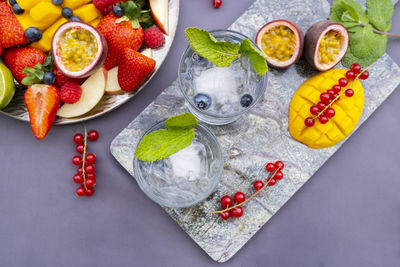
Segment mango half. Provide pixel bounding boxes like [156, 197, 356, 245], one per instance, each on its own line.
[289, 69, 364, 149]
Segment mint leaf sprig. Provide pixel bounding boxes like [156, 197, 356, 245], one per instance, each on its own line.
[21, 53, 53, 87]
[184, 28, 268, 76]
[135, 113, 199, 162]
[330, 0, 399, 68]
[117, 0, 154, 29]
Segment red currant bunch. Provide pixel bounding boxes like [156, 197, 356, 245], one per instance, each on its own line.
[304, 63, 369, 127]
[217, 160, 285, 221]
[73, 128, 99, 197]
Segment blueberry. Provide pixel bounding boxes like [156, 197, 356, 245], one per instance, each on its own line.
[43, 72, 56, 85]
[62, 8, 73, 19]
[8, 0, 16, 5]
[240, 94, 253, 108]
[12, 3, 24, 15]
[112, 5, 124, 17]
[194, 93, 211, 110]
[25, 27, 42, 42]
[51, 0, 63, 5]
[69, 16, 81, 22]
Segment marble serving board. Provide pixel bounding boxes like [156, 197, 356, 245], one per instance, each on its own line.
[110, 0, 400, 262]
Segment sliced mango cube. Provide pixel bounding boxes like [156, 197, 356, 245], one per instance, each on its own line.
[30, 2, 61, 25]
[89, 18, 101, 28]
[17, 0, 42, 10]
[16, 12, 50, 31]
[62, 0, 91, 9]
[31, 18, 68, 52]
[73, 4, 102, 23]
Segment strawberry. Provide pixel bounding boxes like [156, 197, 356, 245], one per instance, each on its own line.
[24, 84, 61, 140]
[54, 66, 86, 88]
[0, 44, 3, 57]
[3, 47, 46, 83]
[97, 14, 144, 70]
[118, 48, 156, 92]
[0, 1, 26, 48]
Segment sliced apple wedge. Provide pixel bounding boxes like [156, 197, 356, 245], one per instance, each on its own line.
[149, 0, 169, 35]
[57, 68, 106, 118]
[141, 48, 153, 58]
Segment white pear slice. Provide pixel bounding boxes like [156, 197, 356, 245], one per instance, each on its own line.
[57, 68, 106, 118]
[149, 0, 169, 35]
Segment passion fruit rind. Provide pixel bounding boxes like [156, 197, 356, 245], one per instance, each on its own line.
[52, 22, 108, 79]
[304, 20, 349, 72]
[256, 19, 304, 69]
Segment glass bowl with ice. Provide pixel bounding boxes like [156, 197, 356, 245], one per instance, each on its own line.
[133, 120, 223, 208]
[179, 30, 267, 125]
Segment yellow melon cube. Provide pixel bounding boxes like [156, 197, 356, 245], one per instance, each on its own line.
[30, 2, 61, 25]
[15, 13, 50, 31]
[89, 18, 101, 28]
[74, 4, 102, 23]
[62, 0, 91, 9]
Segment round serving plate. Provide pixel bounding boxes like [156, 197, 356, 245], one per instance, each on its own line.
[0, 0, 179, 125]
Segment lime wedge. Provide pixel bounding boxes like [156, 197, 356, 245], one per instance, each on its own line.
[0, 62, 15, 110]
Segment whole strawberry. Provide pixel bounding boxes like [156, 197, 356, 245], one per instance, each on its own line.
[24, 84, 61, 140]
[118, 48, 156, 92]
[94, 0, 117, 15]
[0, 1, 26, 48]
[97, 14, 144, 70]
[3, 47, 46, 84]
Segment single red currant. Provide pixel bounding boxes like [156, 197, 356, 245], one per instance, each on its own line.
[350, 63, 361, 74]
[274, 171, 284, 180]
[267, 178, 276, 186]
[231, 206, 243, 218]
[310, 106, 319, 115]
[85, 178, 96, 188]
[213, 0, 222, 8]
[304, 117, 315, 127]
[325, 107, 335, 118]
[77, 166, 83, 175]
[76, 144, 85, 154]
[345, 89, 354, 97]
[73, 133, 84, 145]
[85, 164, 95, 173]
[319, 116, 329, 124]
[327, 89, 336, 98]
[86, 172, 96, 180]
[85, 153, 96, 164]
[274, 161, 284, 170]
[333, 93, 340, 100]
[76, 186, 86, 197]
[359, 70, 369, 80]
[332, 85, 341, 93]
[86, 188, 94, 197]
[88, 130, 99, 141]
[72, 155, 82, 166]
[320, 93, 331, 104]
[317, 102, 326, 110]
[73, 174, 83, 184]
[220, 195, 233, 208]
[253, 180, 264, 191]
[266, 163, 275, 172]
[234, 192, 246, 204]
[220, 211, 230, 220]
[345, 71, 356, 80]
[338, 78, 348, 87]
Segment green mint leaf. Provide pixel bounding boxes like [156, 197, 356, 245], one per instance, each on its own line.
[120, 1, 140, 21]
[342, 33, 387, 67]
[131, 19, 140, 28]
[165, 113, 198, 130]
[138, 11, 154, 29]
[330, 0, 368, 24]
[239, 38, 268, 76]
[135, 128, 195, 162]
[185, 27, 240, 67]
[21, 63, 45, 86]
[349, 24, 376, 58]
[367, 0, 394, 32]
[43, 52, 53, 72]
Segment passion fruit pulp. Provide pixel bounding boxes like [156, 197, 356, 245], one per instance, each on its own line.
[52, 22, 108, 79]
[304, 20, 349, 71]
[256, 20, 304, 68]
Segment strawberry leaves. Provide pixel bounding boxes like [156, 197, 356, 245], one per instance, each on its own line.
[21, 53, 53, 87]
[118, 0, 154, 29]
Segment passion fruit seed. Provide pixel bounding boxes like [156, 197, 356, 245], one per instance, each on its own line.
[261, 25, 296, 61]
[318, 30, 341, 64]
[58, 28, 98, 72]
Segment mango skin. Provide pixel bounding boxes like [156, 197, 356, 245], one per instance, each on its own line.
[289, 68, 364, 149]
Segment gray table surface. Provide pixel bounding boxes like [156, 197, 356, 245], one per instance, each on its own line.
[0, 1, 399, 266]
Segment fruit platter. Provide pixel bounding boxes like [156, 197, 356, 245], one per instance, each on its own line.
[0, 0, 179, 135]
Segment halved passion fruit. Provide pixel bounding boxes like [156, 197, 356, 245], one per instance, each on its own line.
[52, 22, 108, 79]
[256, 20, 304, 68]
[304, 20, 349, 71]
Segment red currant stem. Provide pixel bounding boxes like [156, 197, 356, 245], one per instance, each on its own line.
[211, 167, 282, 214]
[312, 65, 374, 120]
[82, 126, 88, 191]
